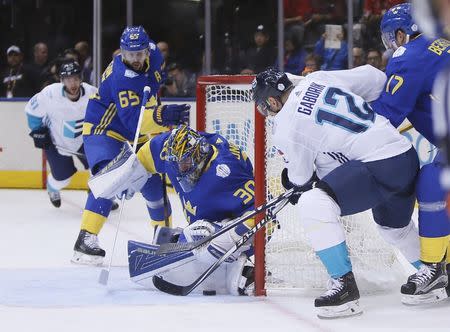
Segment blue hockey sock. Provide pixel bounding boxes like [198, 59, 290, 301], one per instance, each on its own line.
[316, 241, 352, 279]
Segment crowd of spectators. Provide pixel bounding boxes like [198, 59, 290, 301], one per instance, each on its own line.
[0, 0, 407, 99]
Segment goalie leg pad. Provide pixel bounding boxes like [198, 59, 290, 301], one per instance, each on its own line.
[88, 142, 150, 199]
[226, 254, 254, 295]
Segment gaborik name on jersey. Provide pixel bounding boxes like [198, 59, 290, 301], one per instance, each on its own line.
[297, 82, 326, 116]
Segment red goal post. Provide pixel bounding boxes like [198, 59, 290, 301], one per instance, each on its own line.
[196, 75, 268, 295]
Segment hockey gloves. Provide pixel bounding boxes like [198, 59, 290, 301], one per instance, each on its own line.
[29, 126, 51, 149]
[153, 104, 190, 126]
[281, 168, 317, 205]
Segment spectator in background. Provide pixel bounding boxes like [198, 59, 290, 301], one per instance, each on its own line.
[352, 47, 366, 67]
[75, 41, 93, 84]
[63, 48, 80, 63]
[283, 0, 312, 46]
[314, 29, 348, 70]
[360, 0, 406, 49]
[301, 53, 322, 76]
[367, 48, 383, 70]
[240, 24, 276, 74]
[29, 42, 49, 89]
[160, 62, 196, 97]
[277, 33, 307, 75]
[0, 45, 38, 98]
[157, 41, 173, 83]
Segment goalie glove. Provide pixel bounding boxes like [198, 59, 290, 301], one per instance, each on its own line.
[29, 127, 51, 149]
[153, 104, 190, 126]
[281, 168, 317, 205]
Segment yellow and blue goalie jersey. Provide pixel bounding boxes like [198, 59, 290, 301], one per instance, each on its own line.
[83, 42, 166, 142]
[138, 132, 255, 224]
[371, 35, 450, 145]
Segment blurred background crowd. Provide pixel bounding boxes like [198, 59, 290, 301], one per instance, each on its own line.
[0, 0, 405, 99]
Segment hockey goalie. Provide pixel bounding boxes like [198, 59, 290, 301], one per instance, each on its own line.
[89, 125, 259, 295]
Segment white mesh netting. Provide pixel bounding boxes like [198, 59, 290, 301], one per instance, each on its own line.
[201, 79, 407, 292]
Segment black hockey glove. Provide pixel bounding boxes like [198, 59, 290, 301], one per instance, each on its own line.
[29, 127, 51, 149]
[281, 168, 317, 205]
[153, 104, 190, 126]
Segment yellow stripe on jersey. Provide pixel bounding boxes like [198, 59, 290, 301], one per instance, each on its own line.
[94, 103, 116, 134]
[80, 210, 107, 235]
[137, 141, 157, 174]
[202, 145, 218, 173]
[151, 216, 172, 228]
[420, 235, 450, 263]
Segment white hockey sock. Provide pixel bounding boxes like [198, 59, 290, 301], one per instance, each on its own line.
[376, 220, 420, 266]
[47, 174, 71, 191]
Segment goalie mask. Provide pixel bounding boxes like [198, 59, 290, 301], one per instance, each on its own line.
[165, 125, 212, 192]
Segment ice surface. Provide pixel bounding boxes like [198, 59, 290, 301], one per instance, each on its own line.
[1, 189, 450, 332]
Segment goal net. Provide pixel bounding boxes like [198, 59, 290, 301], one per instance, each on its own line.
[196, 75, 407, 295]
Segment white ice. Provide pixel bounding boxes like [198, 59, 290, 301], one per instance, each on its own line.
[1, 189, 450, 332]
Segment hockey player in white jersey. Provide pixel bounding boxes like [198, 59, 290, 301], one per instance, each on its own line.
[252, 66, 422, 318]
[25, 60, 98, 207]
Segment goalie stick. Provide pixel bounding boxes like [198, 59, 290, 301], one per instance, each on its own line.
[98, 86, 152, 286]
[152, 188, 294, 296]
[155, 187, 296, 255]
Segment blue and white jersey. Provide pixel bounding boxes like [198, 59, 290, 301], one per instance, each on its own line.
[274, 65, 412, 186]
[25, 82, 97, 156]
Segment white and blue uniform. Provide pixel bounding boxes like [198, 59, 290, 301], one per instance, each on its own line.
[25, 82, 97, 187]
[274, 65, 420, 278]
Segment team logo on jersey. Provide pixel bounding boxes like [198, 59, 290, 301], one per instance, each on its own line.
[124, 69, 139, 78]
[216, 164, 231, 178]
[392, 46, 406, 58]
[63, 119, 84, 139]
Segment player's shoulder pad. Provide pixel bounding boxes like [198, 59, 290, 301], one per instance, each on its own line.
[81, 82, 98, 95]
[42, 82, 63, 99]
[149, 41, 164, 69]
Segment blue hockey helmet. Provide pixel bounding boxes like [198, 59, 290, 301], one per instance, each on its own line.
[380, 3, 419, 50]
[411, 0, 445, 39]
[120, 26, 150, 51]
[251, 68, 293, 116]
[165, 125, 212, 192]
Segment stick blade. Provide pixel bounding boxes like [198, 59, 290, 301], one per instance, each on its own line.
[98, 268, 109, 285]
[152, 275, 190, 296]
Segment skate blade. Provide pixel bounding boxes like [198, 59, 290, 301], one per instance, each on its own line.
[401, 288, 448, 305]
[316, 300, 363, 319]
[71, 251, 104, 266]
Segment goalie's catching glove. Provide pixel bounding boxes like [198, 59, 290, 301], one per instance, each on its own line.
[153, 104, 190, 126]
[29, 127, 51, 149]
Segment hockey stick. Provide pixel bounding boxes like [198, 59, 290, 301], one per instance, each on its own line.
[155, 187, 296, 255]
[152, 190, 293, 295]
[98, 86, 152, 286]
[162, 173, 170, 227]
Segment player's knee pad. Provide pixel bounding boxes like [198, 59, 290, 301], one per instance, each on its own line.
[416, 161, 450, 237]
[47, 173, 71, 191]
[376, 221, 420, 263]
[297, 188, 344, 251]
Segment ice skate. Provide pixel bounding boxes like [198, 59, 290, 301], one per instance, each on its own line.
[47, 189, 61, 208]
[71, 230, 105, 265]
[315, 271, 362, 319]
[401, 261, 448, 305]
